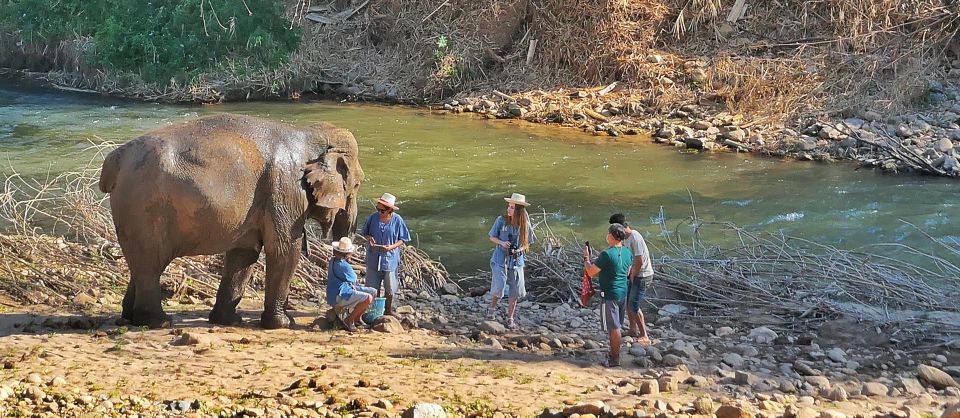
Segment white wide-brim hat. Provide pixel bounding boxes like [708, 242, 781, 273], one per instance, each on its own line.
[374, 192, 399, 210]
[504, 192, 530, 206]
[332, 237, 356, 254]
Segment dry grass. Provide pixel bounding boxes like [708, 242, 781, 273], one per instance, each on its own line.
[4, 0, 959, 121]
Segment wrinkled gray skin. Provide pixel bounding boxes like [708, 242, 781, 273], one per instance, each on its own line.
[99, 114, 364, 329]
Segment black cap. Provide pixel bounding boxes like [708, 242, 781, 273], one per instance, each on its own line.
[609, 213, 628, 227]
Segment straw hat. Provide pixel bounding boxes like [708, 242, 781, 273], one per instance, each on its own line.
[375, 192, 399, 210]
[504, 193, 530, 206]
[332, 237, 356, 254]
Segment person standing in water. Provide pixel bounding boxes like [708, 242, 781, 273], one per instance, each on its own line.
[361, 192, 411, 316]
[487, 193, 535, 330]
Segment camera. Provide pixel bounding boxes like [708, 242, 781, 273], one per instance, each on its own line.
[507, 234, 522, 257]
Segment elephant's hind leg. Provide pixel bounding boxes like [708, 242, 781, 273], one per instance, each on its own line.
[125, 254, 173, 329]
[210, 248, 261, 326]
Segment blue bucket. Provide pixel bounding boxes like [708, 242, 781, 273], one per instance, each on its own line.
[362, 297, 386, 324]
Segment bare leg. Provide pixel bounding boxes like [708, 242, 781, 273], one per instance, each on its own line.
[489, 296, 500, 310]
[210, 248, 260, 325]
[637, 309, 650, 342]
[506, 297, 518, 321]
[345, 294, 373, 328]
[608, 329, 622, 366]
[626, 311, 642, 337]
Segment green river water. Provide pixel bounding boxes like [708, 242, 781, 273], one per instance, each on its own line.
[1, 79, 958, 274]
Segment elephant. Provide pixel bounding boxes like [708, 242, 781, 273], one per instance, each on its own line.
[98, 114, 365, 329]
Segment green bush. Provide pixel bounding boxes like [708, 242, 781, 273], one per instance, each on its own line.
[0, 0, 301, 82]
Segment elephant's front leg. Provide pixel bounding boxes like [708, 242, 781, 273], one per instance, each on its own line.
[210, 248, 261, 326]
[261, 243, 300, 329]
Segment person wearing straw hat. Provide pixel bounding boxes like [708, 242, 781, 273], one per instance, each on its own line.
[326, 237, 377, 332]
[360, 192, 411, 316]
[486, 192, 535, 330]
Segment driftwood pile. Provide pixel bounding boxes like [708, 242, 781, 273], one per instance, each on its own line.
[513, 211, 960, 342]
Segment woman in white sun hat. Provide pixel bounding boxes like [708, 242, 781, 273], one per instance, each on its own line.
[486, 192, 535, 329]
[325, 237, 377, 332]
[360, 192, 411, 316]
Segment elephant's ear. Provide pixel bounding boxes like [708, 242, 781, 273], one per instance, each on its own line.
[304, 161, 347, 209]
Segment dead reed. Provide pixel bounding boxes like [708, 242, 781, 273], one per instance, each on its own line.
[458, 209, 960, 343]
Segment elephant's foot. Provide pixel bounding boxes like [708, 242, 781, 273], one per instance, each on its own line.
[209, 307, 243, 326]
[129, 310, 173, 329]
[260, 311, 291, 329]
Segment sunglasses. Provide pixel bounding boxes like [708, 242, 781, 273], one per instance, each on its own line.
[377, 205, 392, 213]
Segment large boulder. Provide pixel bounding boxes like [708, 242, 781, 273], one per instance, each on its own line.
[918, 364, 958, 389]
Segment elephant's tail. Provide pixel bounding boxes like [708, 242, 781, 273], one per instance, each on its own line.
[98, 145, 125, 193]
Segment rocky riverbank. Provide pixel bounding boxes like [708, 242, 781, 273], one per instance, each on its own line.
[2, 282, 958, 418]
[424, 79, 960, 178]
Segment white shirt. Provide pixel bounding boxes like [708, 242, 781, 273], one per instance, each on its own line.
[623, 229, 654, 278]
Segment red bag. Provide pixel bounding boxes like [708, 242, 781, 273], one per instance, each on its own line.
[579, 241, 595, 307]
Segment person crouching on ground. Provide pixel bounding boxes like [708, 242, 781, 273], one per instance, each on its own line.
[609, 213, 655, 346]
[486, 192, 535, 330]
[326, 237, 377, 332]
[583, 223, 632, 367]
[361, 192, 411, 316]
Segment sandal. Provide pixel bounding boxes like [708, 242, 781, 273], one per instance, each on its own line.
[485, 307, 496, 320]
[506, 318, 519, 330]
[342, 321, 358, 333]
[637, 336, 652, 347]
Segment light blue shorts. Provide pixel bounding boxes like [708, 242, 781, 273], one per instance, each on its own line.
[335, 286, 376, 310]
[366, 271, 398, 296]
[490, 262, 526, 300]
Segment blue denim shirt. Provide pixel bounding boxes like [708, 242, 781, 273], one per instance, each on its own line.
[488, 215, 535, 268]
[325, 257, 357, 306]
[360, 212, 411, 272]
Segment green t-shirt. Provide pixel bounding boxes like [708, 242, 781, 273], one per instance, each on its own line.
[596, 245, 632, 300]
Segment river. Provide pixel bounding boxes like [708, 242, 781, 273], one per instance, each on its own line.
[1, 79, 958, 274]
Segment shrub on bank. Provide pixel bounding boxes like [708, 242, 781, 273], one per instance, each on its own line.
[0, 0, 301, 82]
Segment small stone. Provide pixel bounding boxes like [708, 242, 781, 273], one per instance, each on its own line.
[26, 374, 42, 384]
[820, 411, 846, 418]
[735, 371, 759, 386]
[658, 304, 686, 316]
[376, 399, 394, 410]
[861, 382, 888, 396]
[562, 401, 606, 417]
[825, 386, 848, 402]
[692, 397, 713, 415]
[748, 327, 778, 344]
[805, 376, 831, 389]
[402, 403, 447, 418]
[658, 376, 678, 392]
[715, 404, 752, 418]
[715, 327, 734, 337]
[897, 125, 914, 138]
[373, 316, 405, 333]
[900, 377, 925, 394]
[638, 379, 659, 395]
[661, 354, 684, 366]
[722, 353, 744, 368]
[826, 348, 846, 363]
[25, 386, 46, 401]
[479, 321, 506, 335]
